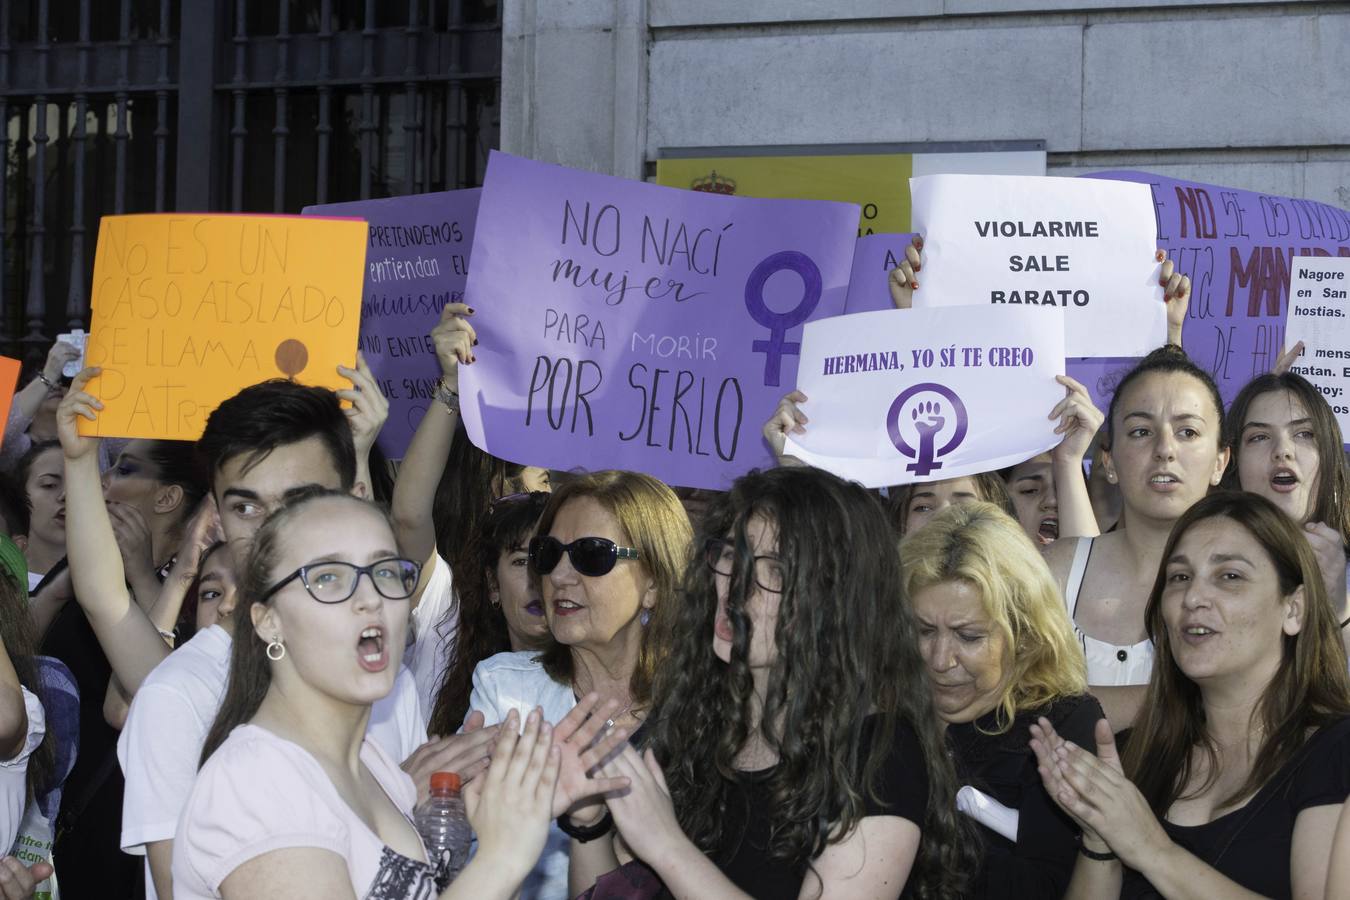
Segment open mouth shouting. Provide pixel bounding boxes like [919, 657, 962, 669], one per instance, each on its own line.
[1269, 467, 1300, 494]
[357, 625, 387, 672]
[1036, 516, 1059, 544]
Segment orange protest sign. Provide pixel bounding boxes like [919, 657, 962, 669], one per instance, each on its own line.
[80, 214, 367, 440]
[0, 356, 19, 450]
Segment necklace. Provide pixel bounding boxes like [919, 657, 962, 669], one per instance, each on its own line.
[605, 701, 635, 731]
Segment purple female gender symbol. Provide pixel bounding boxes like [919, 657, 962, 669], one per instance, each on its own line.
[743, 250, 822, 387]
[886, 383, 969, 477]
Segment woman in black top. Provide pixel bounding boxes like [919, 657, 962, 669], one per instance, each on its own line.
[1032, 491, 1350, 899]
[570, 467, 973, 899]
[900, 501, 1104, 899]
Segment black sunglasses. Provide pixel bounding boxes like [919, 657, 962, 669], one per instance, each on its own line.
[259, 557, 422, 605]
[528, 536, 640, 578]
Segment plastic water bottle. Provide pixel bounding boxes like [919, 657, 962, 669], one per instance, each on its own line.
[414, 771, 473, 888]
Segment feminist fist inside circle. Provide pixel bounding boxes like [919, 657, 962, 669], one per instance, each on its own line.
[886, 385, 969, 478]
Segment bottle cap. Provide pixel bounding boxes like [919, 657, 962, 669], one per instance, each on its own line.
[430, 771, 462, 793]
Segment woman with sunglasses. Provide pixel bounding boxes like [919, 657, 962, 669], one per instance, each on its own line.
[570, 466, 973, 899]
[173, 489, 627, 899]
[467, 470, 691, 900]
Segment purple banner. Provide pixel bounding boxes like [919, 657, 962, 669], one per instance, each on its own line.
[303, 189, 480, 458]
[1080, 171, 1350, 409]
[843, 233, 916, 314]
[459, 151, 859, 489]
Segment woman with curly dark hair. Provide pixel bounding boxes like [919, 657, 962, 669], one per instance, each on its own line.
[569, 466, 973, 899]
[425, 491, 552, 738]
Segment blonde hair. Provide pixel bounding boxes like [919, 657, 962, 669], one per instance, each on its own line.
[899, 501, 1086, 732]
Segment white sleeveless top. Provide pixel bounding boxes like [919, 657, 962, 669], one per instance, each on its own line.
[1063, 537, 1155, 686]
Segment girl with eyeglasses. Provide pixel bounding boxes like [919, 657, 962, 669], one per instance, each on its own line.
[570, 467, 975, 900]
[467, 469, 691, 899]
[172, 489, 626, 899]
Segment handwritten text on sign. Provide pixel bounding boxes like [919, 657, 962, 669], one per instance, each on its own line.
[1284, 255, 1350, 440]
[910, 174, 1166, 358]
[303, 190, 479, 458]
[784, 306, 1064, 488]
[1074, 171, 1350, 410]
[459, 151, 859, 489]
[81, 214, 366, 440]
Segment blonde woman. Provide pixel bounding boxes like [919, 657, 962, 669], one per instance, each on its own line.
[901, 501, 1102, 899]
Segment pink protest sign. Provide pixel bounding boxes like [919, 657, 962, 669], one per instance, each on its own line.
[303, 189, 480, 459]
[459, 151, 859, 489]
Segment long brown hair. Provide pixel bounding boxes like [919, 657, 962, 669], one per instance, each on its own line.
[886, 472, 1014, 536]
[0, 572, 54, 802]
[427, 492, 550, 736]
[533, 471, 691, 710]
[200, 488, 378, 764]
[649, 467, 975, 899]
[1222, 371, 1350, 536]
[1123, 491, 1350, 812]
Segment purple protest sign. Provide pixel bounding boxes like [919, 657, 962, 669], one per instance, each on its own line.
[843, 233, 916, 314]
[1078, 171, 1350, 409]
[303, 189, 480, 458]
[459, 151, 859, 489]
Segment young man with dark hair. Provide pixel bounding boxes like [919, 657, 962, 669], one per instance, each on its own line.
[116, 375, 436, 900]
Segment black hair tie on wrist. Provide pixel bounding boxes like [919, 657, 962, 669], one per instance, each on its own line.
[1076, 834, 1117, 862]
[557, 810, 613, 843]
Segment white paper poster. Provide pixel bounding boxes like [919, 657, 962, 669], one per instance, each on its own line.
[783, 306, 1065, 487]
[1284, 255, 1350, 439]
[909, 174, 1166, 358]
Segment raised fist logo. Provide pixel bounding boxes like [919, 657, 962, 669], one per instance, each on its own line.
[887, 385, 969, 477]
[912, 400, 945, 439]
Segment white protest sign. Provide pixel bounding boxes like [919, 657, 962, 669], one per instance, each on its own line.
[1285, 255, 1350, 438]
[783, 306, 1064, 488]
[910, 174, 1166, 358]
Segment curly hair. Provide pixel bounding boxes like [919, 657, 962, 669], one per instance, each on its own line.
[646, 467, 975, 899]
[427, 492, 550, 736]
[899, 501, 1088, 734]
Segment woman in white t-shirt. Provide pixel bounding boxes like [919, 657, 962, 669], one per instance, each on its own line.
[170, 489, 627, 900]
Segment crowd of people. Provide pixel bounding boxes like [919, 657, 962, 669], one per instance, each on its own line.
[0, 237, 1346, 900]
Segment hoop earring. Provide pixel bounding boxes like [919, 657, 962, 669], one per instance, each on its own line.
[266, 639, 286, 661]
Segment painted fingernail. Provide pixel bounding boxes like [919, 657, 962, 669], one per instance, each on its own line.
[910, 280, 919, 290]
[472, 339, 479, 346]
[1155, 249, 1165, 261]
[467, 307, 476, 314]
[914, 236, 924, 249]
[913, 263, 921, 272]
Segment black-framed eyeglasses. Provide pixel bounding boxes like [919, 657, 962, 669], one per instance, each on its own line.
[259, 557, 422, 605]
[704, 538, 785, 594]
[529, 536, 640, 578]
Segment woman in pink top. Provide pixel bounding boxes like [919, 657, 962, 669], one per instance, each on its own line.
[159, 489, 627, 900]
